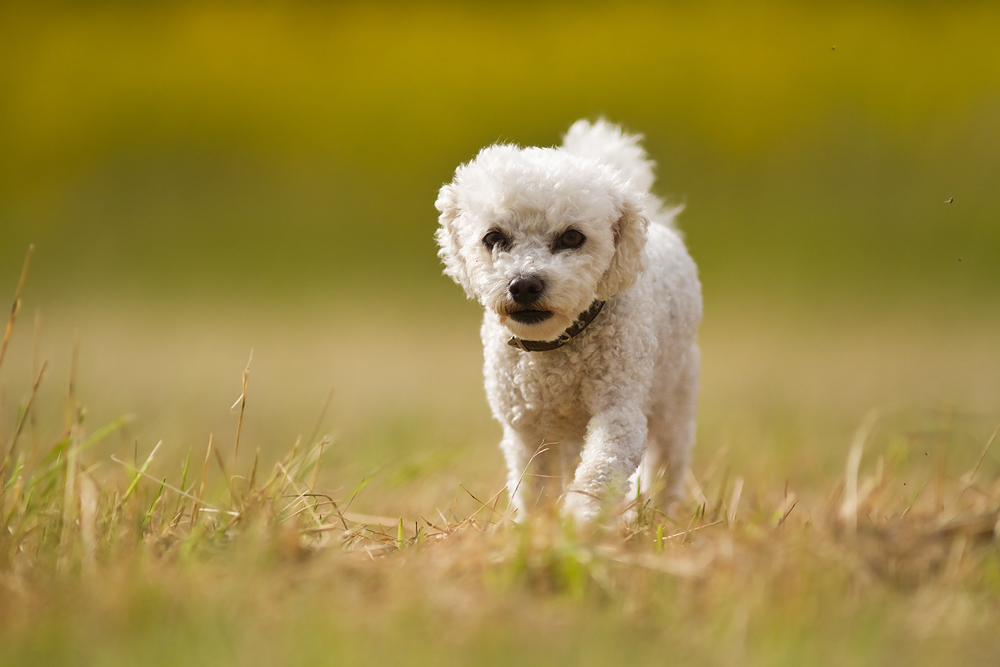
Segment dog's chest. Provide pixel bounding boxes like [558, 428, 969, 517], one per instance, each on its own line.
[485, 336, 605, 437]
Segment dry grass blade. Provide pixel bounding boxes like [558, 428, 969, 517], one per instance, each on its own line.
[0, 245, 33, 377]
[191, 435, 213, 526]
[777, 499, 798, 527]
[505, 443, 550, 518]
[172, 447, 194, 521]
[247, 448, 260, 493]
[0, 385, 6, 460]
[212, 444, 238, 505]
[120, 440, 162, 504]
[4, 360, 47, 464]
[685, 468, 710, 509]
[460, 483, 506, 525]
[711, 467, 729, 522]
[58, 421, 80, 564]
[64, 330, 80, 435]
[78, 471, 99, 573]
[956, 423, 1000, 505]
[841, 411, 878, 532]
[30, 310, 41, 450]
[727, 477, 744, 525]
[308, 439, 328, 494]
[275, 462, 322, 525]
[111, 454, 224, 513]
[307, 388, 335, 448]
[664, 519, 724, 540]
[231, 350, 252, 465]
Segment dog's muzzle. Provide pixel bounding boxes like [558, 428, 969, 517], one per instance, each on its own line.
[509, 309, 554, 325]
[508, 300, 606, 352]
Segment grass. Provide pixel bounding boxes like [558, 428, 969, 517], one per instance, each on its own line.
[3, 251, 1000, 666]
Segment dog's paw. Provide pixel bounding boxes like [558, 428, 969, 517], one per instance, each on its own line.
[619, 505, 639, 527]
[562, 489, 601, 526]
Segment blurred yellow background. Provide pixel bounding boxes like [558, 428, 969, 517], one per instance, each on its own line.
[1, 0, 998, 512]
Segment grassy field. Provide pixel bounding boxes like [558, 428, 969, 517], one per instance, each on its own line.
[2, 1, 1000, 664]
[2, 248, 1000, 665]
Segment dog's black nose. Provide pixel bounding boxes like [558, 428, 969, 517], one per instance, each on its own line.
[508, 275, 545, 305]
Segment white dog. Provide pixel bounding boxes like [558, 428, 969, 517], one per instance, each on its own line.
[435, 120, 702, 524]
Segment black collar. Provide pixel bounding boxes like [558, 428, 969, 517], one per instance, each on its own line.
[507, 300, 606, 352]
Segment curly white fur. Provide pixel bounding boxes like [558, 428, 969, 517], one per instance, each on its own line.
[436, 119, 702, 524]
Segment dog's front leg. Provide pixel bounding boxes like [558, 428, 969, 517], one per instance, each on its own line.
[500, 426, 548, 520]
[564, 406, 648, 524]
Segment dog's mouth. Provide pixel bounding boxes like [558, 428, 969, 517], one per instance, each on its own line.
[508, 309, 554, 325]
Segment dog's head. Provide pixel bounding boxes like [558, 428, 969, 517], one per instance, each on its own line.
[435, 144, 648, 341]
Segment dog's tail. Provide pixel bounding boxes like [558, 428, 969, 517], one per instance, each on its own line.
[562, 119, 656, 193]
[562, 119, 679, 225]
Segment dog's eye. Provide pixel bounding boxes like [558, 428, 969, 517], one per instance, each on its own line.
[483, 230, 509, 251]
[554, 229, 586, 251]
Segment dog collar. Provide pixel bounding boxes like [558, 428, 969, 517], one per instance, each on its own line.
[507, 300, 606, 352]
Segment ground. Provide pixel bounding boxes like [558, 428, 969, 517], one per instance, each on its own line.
[2, 288, 999, 667]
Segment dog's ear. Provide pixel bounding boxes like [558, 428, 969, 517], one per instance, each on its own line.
[434, 184, 474, 297]
[596, 193, 649, 301]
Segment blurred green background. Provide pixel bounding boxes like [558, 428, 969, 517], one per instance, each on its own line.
[3, 0, 999, 304]
[1, 0, 999, 509]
